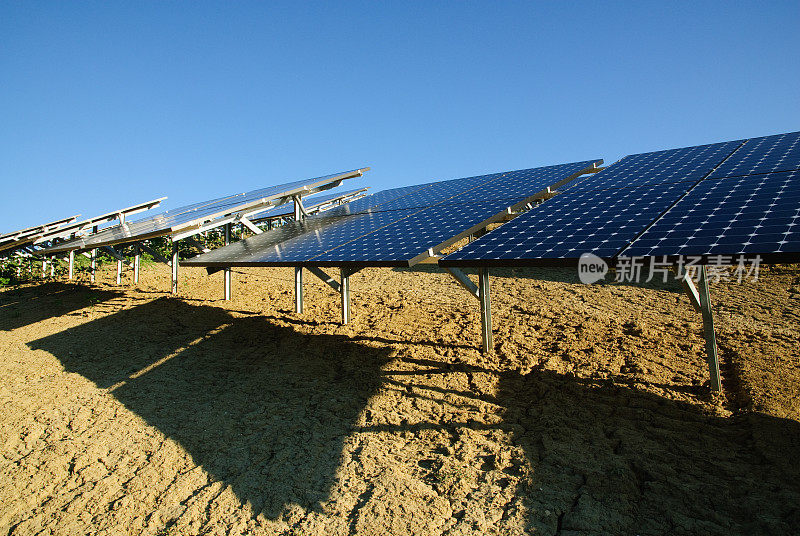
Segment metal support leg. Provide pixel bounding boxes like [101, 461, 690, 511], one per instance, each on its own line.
[116, 259, 123, 285]
[42, 260, 46, 278]
[295, 267, 304, 313]
[134, 245, 140, 284]
[698, 266, 721, 391]
[171, 241, 179, 294]
[90, 249, 97, 283]
[90, 225, 98, 283]
[68, 250, 75, 280]
[341, 270, 350, 325]
[50, 258, 55, 277]
[224, 223, 232, 300]
[478, 268, 492, 353]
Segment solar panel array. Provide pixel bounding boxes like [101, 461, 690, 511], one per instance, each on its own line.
[442, 131, 800, 267]
[182, 160, 601, 268]
[32, 198, 167, 245]
[0, 215, 80, 253]
[41, 168, 368, 254]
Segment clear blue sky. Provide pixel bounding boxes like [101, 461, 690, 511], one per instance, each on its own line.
[1, 1, 798, 231]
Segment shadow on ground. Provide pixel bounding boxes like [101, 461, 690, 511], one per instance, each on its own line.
[497, 370, 800, 534]
[24, 294, 800, 533]
[366, 357, 800, 534]
[0, 282, 123, 331]
[28, 297, 392, 519]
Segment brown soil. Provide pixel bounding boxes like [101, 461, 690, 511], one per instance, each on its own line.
[1, 262, 798, 535]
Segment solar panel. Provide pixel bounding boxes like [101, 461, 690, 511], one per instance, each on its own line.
[309, 162, 600, 266]
[320, 184, 434, 217]
[709, 131, 800, 179]
[40, 168, 368, 254]
[622, 170, 800, 260]
[441, 131, 800, 267]
[179, 211, 411, 267]
[440, 181, 693, 265]
[309, 200, 518, 265]
[182, 160, 602, 268]
[565, 140, 742, 191]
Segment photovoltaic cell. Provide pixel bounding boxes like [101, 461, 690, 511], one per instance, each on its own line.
[709, 131, 800, 179]
[622, 171, 800, 258]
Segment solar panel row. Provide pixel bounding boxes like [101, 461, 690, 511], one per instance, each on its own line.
[0, 215, 81, 253]
[40, 168, 368, 254]
[181, 160, 602, 268]
[441, 130, 800, 267]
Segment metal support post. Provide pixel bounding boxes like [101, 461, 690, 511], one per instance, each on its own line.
[116, 259, 123, 285]
[698, 265, 721, 391]
[42, 259, 46, 278]
[224, 223, 232, 300]
[171, 241, 179, 294]
[50, 258, 55, 277]
[134, 244, 140, 284]
[90, 226, 98, 283]
[90, 249, 97, 283]
[68, 250, 75, 280]
[478, 268, 493, 353]
[341, 269, 350, 325]
[295, 267, 304, 313]
[293, 196, 307, 222]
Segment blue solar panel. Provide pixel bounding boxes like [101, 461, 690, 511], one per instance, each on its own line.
[307, 162, 600, 265]
[622, 171, 800, 258]
[309, 200, 513, 265]
[183, 209, 422, 266]
[442, 182, 693, 265]
[709, 131, 800, 179]
[442, 131, 800, 267]
[566, 140, 742, 191]
[315, 184, 433, 218]
[183, 161, 601, 267]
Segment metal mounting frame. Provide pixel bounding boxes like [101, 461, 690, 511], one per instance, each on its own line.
[682, 266, 721, 391]
[444, 266, 492, 353]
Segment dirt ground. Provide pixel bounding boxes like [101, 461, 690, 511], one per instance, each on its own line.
[1, 261, 798, 535]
